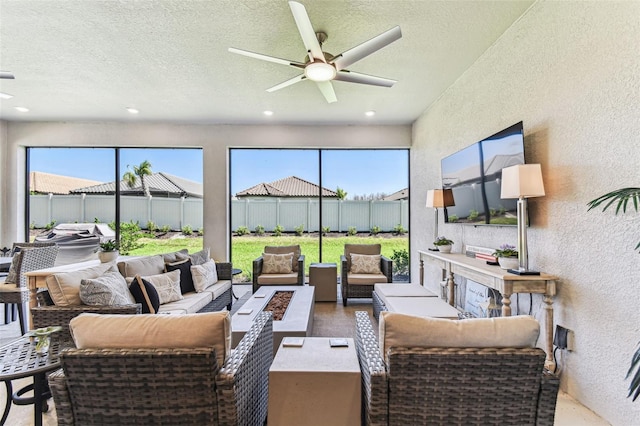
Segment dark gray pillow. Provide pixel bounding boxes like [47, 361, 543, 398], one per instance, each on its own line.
[79, 271, 136, 306]
[189, 247, 210, 266]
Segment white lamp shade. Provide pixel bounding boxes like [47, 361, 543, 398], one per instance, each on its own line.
[426, 189, 455, 208]
[500, 164, 546, 199]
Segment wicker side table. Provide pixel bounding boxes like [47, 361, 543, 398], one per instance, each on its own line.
[0, 336, 62, 426]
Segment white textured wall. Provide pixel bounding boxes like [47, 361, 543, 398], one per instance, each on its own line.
[2, 122, 410, 260]
[411, 1, 640, 424]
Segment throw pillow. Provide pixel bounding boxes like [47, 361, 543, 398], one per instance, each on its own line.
[161, 249, 189, 264]
[117, 255, 165, 278]
[165, 258, 195, 294]
[4, 250, 23, 285]
[262, 252, 294, 274]
[139, 270, 183, 304]
[190, 259, 218, 292]
[350, 253, 382, 274]
[129, 275, 161, 314]
[189, 247, 211, 266]
[79, 271, 136, 306]
[264, 245, 301, 272]
[46, 263, 118, 306]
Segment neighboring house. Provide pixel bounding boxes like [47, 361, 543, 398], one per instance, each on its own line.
[381, 188, 409, 201]
[29, 171, 102, 195]
[235, 176, 338, 199]
[70, 172, 203, 198]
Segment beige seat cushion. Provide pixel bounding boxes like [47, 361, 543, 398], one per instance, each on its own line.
[374, 283, 437, 306]
[70, 311, 231, 366]
[257, 273, 299, 285]
[157, 291, 212, 314]
[379, 311, 540, 357]
[201, 280, 232, 300]
[384, 297, 460, 320]
[264, 245, 301, 272]
[46, 263, 118, 306]
[347, 273, 387, 285]
[344, 244, 381, 271]
[117, 255, 164, 278]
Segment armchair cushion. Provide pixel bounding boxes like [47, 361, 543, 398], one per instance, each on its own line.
[79, 271, 136, 306]
[46, 262, 117, 306]
[191, 259, 218, 292]
[350, 253, 382, 274]
[4, 251, 23, 284]
[264, 245, 301, 272]
[262, 252, 294, 274]
[257, 273, 299, 285]
[70, 311, 232, 366]
[379, 312, 540, 357]
[344, 243, 381, 271]
[117, 255, 164, 278]
[347, 273, 388, 285]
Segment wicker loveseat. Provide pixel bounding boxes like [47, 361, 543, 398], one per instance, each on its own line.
[49, 311, 273, 426]
[355, 311, 559, 426]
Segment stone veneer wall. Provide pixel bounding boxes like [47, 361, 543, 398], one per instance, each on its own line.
[411, 2, 639, 423]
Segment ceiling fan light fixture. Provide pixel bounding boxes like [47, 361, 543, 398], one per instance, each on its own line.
[0, 92, 13, 99]
[14, 106, 29, 112]
[304, 62, 336, 82]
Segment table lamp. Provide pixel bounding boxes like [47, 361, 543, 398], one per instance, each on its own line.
[500, 164, 545, 275]
[426, 189, 455, 250]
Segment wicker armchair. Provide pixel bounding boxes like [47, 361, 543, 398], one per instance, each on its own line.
[355, 312, 559, 426]
[252, 245, 305, 293]
[49, 311, 273, 426]
[341, 244, 392, 306]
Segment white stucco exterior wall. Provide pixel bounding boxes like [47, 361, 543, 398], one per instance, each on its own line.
[1, 122, 410, 260]
[411, 2, 640, 424]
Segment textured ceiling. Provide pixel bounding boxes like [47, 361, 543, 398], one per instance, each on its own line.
[0, 0, 533, 125]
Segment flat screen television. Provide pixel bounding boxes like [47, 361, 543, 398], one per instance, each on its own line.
[441, 121, 525, 226]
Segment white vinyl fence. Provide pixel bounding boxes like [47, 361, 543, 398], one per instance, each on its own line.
[30, 195, 409, 233]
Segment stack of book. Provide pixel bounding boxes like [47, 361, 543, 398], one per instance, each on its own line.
[465, 245, 498, 264]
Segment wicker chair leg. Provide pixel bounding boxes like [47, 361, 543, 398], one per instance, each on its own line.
[17, 303, 27, 335]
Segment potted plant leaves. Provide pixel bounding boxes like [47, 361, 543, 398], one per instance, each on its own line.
[433, 237, 454, 253]
[492, 244, 519, 270]
[97, 239, 119, 263]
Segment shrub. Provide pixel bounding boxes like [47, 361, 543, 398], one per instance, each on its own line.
[255, 225, 265, 236]
[29, 221, 35, 230]
[273, 224, 284, 237]
[489, 208, 496, 218]
[321, 226, 330, 236]
[182, 225, 193, 236]
[146, 221, 157, 232]
[468, 209, 479, 221]
[119, 220, 144, 255]
[391, 249, 409, 275]
[294, 224, 304, 236]
[347, 226, 357, 236]
[160, 224, 171, 232]
[449, 214, 458, 222]
[44, 220, 56, 231]
[370, 225, 381, 235]
[198, 227, 204, 236]
[236, 226, 250, 236]
[393, 224, 407, 235]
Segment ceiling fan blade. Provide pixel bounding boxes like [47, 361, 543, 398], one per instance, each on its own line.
[228, 47, 305, 69]
[331, 26, 402, 71]
[0, 71, 15, 79]
[334, 70, 397, 87]
[266, 74, 306, 92]
[288, 1, 325, 62]
[315, 81, 337, 103]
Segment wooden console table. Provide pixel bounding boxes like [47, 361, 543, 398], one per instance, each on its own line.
[419, 250, 558, 370]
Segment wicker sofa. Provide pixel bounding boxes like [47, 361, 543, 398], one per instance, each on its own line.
[49, 311, 273, 426]
[355, 311, 559, 426]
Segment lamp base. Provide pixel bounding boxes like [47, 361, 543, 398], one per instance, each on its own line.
[507, 269, 540, 276]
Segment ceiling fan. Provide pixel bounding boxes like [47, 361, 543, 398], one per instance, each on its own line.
[228, 1, 402, 103]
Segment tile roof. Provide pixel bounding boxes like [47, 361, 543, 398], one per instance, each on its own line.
[236, 176, 338, 197]
[70, 172, 203, 198]
[29, 171, 102, 195]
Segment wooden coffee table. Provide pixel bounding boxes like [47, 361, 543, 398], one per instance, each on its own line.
[231, 285, 314, 353]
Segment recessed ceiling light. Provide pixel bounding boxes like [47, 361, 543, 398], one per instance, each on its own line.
[0, 92, 13, 99]
[263, 110, 274, 116]
[126, 107, 139, 114]
[14, 106, 29, 112]
[365, 110, 376, 117]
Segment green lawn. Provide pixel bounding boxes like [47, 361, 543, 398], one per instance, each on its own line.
[130, 235, 408, 281]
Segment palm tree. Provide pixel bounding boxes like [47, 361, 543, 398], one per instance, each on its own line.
[336, 187, 347, 200]
[588, 187, 640, 401]
[123, 160, 153, 197]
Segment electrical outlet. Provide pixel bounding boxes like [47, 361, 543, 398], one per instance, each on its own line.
[554, 325, 569, 349]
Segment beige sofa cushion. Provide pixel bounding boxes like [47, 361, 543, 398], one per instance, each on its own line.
[157, 291, 212, 314]
[117, 255, 164, 278]
[70, 311, 231, 366]
[161, 249, 189, 264]
[46, 262, 117, 306]
[264, 245, 301, 272]
[379, 312, 540, 357]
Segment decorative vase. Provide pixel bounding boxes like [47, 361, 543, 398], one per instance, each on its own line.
[498, 257, 519, 270]
[98, 250, 119, 263]
[437, 245, 452, 253]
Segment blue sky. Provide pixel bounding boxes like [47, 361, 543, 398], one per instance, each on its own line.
[30, 148, 409, 199]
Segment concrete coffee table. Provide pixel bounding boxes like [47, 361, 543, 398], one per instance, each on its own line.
[231, 285, 315, 353]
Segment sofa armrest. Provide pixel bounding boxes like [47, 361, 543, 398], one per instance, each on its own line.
[217, 311, 273, 426]
[355, 311, 388, 426]
[31, 304, 142, 348]
[215, 261, 232, 280]
[297, 254, 305, 285]
[48, 368, 74, 426]
[380, 255, 393, 282]
[252, 256, 264, 293]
